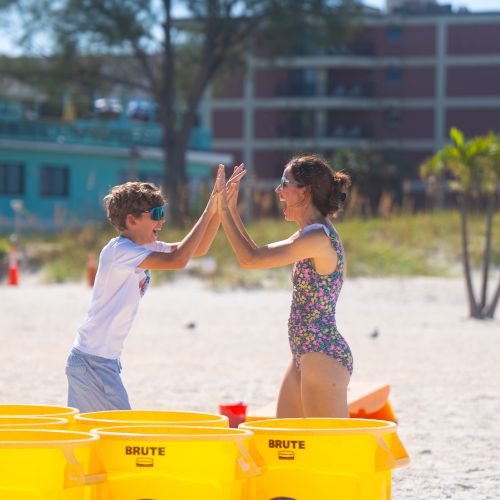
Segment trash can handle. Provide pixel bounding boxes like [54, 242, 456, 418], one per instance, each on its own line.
[234, 437, 262, 479]
[60, 444, 107, 486]
[374, 434, 410, 472]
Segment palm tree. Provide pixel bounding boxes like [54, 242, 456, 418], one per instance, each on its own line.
[482, 134, 500, 318]
[421, 128, 499, 319]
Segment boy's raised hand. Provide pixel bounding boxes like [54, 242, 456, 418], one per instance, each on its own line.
[207, 164, 225, 215]
[214, 165, 227, 214]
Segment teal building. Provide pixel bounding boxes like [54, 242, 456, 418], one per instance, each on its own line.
[0, 105, 231, 232]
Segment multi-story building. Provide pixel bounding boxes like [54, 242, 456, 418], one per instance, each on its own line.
[0, 101, 230, 231]
[203, 7, 500, 202]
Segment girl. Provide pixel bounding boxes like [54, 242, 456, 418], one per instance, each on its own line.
[217, 155, 352, 417]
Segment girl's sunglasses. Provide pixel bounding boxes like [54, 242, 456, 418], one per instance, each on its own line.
[140, 205, 165, 221]
[279, 176, 303, 189]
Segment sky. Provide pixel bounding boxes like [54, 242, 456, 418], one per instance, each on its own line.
[0, 0, 499, 56]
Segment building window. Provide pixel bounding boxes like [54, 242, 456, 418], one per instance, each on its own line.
[286, 110, 315, 138]
[0, 161, 24, 195]
[384, 108, 402, 125]
[40, 164, 69, 197]
[385, 67, 403, 82]
[289, 69, 317, 96]
[387, 26, 404, 43]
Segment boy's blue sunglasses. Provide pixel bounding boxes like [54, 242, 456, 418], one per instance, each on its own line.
[140, 205, 165, 221]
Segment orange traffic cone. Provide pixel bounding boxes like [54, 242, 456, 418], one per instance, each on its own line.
[87, 252, 97, 287]
[8, 246, 19, 286]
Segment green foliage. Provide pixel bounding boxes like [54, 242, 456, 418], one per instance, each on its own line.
[332, 148, 410, 215]
[0, 52, 109, 120]
[420, 128, 500, 318]
[1, 0, 364, 221]
[23, 223, 115, 282]
[421, 129, 499, 196]
[0, 238, 9, 257]
[257, 0, 362, 57]
[21, 211, 500, 286]
[449, 126, 464, 149]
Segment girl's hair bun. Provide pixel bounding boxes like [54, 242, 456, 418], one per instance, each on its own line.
[289, 155, 351, 217]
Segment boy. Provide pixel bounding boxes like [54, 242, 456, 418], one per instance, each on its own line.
[66, 167, 226, 412]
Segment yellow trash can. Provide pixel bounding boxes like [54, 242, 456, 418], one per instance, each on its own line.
[92, 425, 259, 500]
[0, 429, 105, 500]
[75, 409, 228, 432]
[240, 418, 410, 500]
[0, 416, 70, 430]
[0, 405, 79, 427]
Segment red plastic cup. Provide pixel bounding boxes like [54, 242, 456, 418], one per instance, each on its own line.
[218, 403, 247, 428]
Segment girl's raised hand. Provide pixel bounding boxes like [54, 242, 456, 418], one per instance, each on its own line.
[226, 163, 246, 211]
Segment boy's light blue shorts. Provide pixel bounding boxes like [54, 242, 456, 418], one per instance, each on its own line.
[65, 348, 131, 413]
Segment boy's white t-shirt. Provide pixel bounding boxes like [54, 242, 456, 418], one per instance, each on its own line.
[73, 236, 172, 359]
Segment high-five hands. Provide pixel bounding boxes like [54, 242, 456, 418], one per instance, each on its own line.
[226, 163, 246, 211]
[206, 164, 226, 216]
[214, 165, 227, 214]
[213, 163, 246, 215]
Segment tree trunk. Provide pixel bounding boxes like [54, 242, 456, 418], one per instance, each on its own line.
[479, 195, 494, 311]
[164, 130, 189, 226]
[484, 191, 499, 319]
[459, 197, 482, 318]
[160, 0, 189, 226]
[485, 278, 500, 319]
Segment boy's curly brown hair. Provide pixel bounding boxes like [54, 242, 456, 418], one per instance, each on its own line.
[103, 182, 165, 231]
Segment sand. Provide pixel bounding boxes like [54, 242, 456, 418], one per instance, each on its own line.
[0, 276, 499, 499]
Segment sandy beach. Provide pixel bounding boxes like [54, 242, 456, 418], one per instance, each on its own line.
[0, 275, 499, 499]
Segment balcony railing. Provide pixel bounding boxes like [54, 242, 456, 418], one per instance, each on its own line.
[325, 124, 374, 139]
[0, 119, 212, 151]
[273, 81, 376, 99]
[326, 41, 376, 57]
[274, 82, 318, 97]
[328, 82, 376, 98]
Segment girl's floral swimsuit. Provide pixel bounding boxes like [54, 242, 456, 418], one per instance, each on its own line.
[288, 223, 353, 375]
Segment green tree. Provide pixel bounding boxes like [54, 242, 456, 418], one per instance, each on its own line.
[420, 128, 500, 319]
[1, 0, 361, 223]
[0, 52, 112, 118]
[332, 147, 408, 216]
[481, 133, 500, 318]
